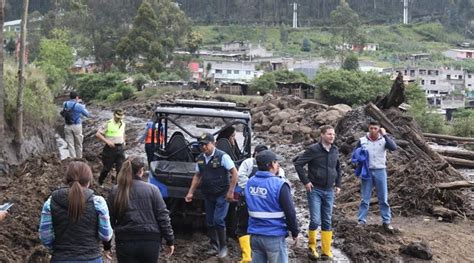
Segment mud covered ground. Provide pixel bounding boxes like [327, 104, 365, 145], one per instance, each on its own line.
[1, 91, 474, 262]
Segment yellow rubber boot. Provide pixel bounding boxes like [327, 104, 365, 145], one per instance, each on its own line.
[321, 230, 334, 259]
[238, 235, 252, 263]
[308, 230, 319, 259]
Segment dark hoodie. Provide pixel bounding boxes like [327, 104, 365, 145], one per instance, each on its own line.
[293, 142, 342, 190]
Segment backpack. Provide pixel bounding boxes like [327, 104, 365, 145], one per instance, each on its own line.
[60, 102, 77, 125]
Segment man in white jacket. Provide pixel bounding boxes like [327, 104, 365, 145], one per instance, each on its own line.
[235, 145, 285, 262]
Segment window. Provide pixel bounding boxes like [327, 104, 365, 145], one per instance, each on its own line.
[458, 75, 462, 80]
[421, 80, 425, 85]
[227, 70, 232, 74]
[246, 70, 251, 75]
[215, 69, 222, 74]
[234, 70, 239, 74]
[430, 80, 436, 85]
[468, 74, 472, 79]
[447, 74, 451, 80]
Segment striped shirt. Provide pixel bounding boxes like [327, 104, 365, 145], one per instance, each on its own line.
[39, 195, 113, 250]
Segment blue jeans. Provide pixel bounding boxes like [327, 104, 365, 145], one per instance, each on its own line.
[250, 235, 288, 263]
[204, 194, 229, 229]
[358, 168, 391, 224]
[307, 188, 334, 231]
[51, 257, 102, 263]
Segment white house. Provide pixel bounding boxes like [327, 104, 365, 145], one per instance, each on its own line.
[206, 61, 263, 83]
[4, 19, 21, 32]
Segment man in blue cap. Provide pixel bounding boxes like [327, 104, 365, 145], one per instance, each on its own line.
[245, 150, 299, 263]
[185, 132, 238, 258]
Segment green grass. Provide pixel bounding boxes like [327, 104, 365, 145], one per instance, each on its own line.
[195, 23, 467, 68]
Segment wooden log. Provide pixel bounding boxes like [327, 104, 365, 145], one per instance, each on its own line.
[338, 197, 377, 209]
[431, 148, 474, 160]
[435, 181, 474, 190]
[430, 206, 459, 220]
[423, 133, 474, 143]
[443, 156, 474, 168]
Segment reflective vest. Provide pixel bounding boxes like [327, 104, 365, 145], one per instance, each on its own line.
[105, 119, 125, 140]
[245, 171, 288, 237]
[197, 149, 229, 195]
[145, 122, 162, 144]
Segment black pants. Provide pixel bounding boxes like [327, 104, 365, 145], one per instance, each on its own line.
[144, 143, 157, 167]
[99, 144, 125, 184]
[116, 240, 161, 263]
[235, 193, 249, 237]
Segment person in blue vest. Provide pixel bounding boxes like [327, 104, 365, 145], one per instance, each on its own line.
[62, 91, 90, 158]
[245, 150, 299, 263]
[185, 132, 238, 258]
[294, 125, 341, 260]
[357, 120, 397, 232]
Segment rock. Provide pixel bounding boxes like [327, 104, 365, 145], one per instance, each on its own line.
[314, 109, 343, 125]
[269, 126, 282, 134]
[283, 124, 299, 135]
[263, 93, 274, 102]
[299, 126, 313, 134]
[271, 111, 292, 126]
[253, 111, 265, 124]
[400, 241, 433, 260]
[297, 101, 328, 111]
[292, 131, 305, 143]
[253, 123, 263, 132]
[247, 98, 260, 107]
[328, 104, 352, 115]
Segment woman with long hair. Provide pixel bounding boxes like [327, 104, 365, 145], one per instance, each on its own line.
[39, 161, 113, 262]
[105, 156, 175, 262]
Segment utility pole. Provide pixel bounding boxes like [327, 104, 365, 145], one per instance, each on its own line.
[402, 0, 409, 24]
[292, 2, 298, 29]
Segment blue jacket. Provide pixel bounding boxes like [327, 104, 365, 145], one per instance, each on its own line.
[351, 147, 370, 180]
[245, 171, 289, 237]
[63, 100, 90, 124]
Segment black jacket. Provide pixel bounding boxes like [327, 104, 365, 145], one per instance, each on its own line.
[107, 179, 174, 246]
[294, 142, 342, 190]
[50, 188, 101, 261]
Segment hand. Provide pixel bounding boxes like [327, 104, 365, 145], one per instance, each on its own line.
[226, 190, 236, 202]
[165, 245, 175, 257]
[379, 127, 387, 136]
[305, 182, 313, 192]
[292, 235, 299, 247]
[103, 250, 112, 260]
[335, 187, 341, 196]
[106, 141, 115, 148]
[0, 211, 8, 222]
[185, 192, 193, 202]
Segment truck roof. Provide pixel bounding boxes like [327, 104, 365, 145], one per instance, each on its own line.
[155, 100, 251, 120]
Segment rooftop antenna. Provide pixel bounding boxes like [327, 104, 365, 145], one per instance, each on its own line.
[292, 2, 298, 28]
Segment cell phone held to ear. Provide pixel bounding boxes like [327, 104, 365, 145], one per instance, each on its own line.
[0, 202, 13, 212]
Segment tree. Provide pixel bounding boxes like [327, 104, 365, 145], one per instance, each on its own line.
[342, 53, 359, 71]
[15, 0, 29, 144]
[301, 38, 311, 52]
[329, 0, 365, 64]
[186, 31, 203, 54]
[279, 24, 288, 47]
[250, 73, 277, 95]
[314, 69, 391, 105]
[0, 0, 4, 145]
[36, 29, 74, 95]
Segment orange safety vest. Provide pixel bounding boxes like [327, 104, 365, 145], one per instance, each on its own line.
[145, 125, 164, 144]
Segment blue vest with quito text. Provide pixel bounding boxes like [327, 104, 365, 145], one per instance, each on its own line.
[245, 171, 288, 237]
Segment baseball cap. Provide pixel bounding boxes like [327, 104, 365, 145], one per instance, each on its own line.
[256, 150, 279, 167]
[114, 109, 124, 119]
[198, 132, 215, 144]
[254, 144, 268, 154]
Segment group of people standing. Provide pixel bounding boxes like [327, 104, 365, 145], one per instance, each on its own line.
[49, 91, 397, 262]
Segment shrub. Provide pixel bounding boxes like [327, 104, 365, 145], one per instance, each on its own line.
[120, 85, 136, 100]
[106, 92, 123, 103]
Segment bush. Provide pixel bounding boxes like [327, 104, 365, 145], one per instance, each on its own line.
[106, 92, 123, 103]
[120, 85, 136, 100]
[75, 72, 135, 102]
[4, 61, 56, 125]
[314, 69, 391, 106]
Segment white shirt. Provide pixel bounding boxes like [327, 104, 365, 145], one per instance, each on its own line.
[237, 157, 286, 189]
